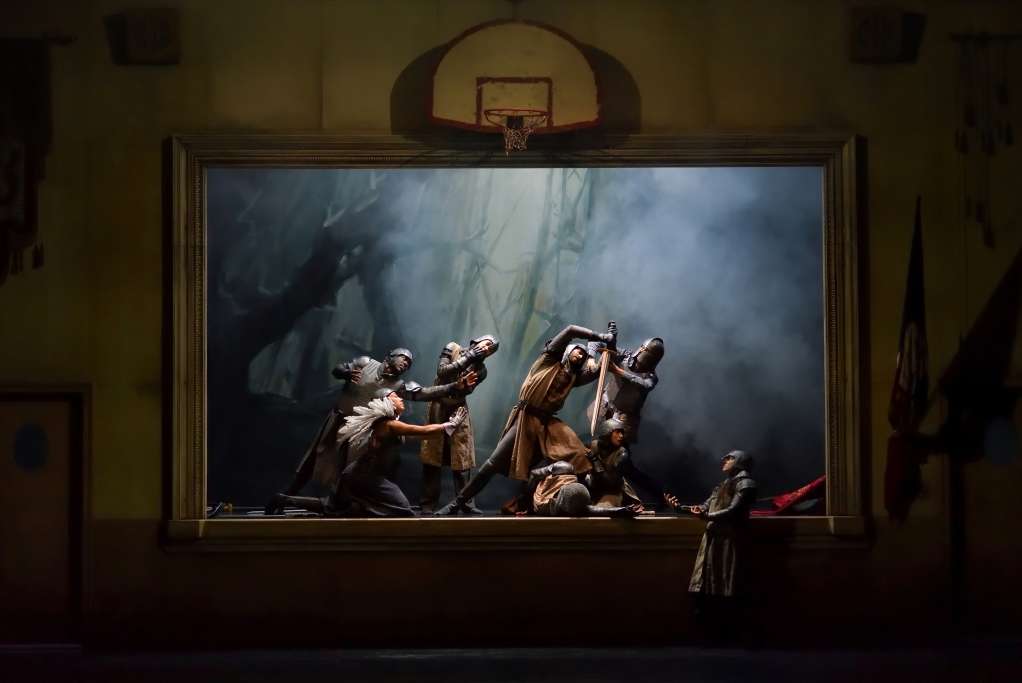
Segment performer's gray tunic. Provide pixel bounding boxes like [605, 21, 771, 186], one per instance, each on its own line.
[689, 471, 756, 597]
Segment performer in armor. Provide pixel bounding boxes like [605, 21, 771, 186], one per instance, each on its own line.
[271, 390, 468, 517]
[419, 335, 499, 514]
[522, 459, 641, 517]
[665, 450, 758, 624]
[596, 337, 665, 443]
[434, 322, 618, 516]
[584, 418, 661, 511]
[264, 347, 476, 515]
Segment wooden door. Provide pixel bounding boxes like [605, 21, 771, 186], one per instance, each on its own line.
[0, 388, 86, 643]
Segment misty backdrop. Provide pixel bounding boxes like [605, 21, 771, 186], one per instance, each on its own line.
[206, 166, 824, 510]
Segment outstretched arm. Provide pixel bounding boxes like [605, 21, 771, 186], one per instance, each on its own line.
[544, 322, 617, 358]
[702, 483, 757, 521]
[529, 460, 576, 481]
[617, 452, 664, 499]
[380, 420, 447, 439]
[401, 370, 479, 402]
[378, 407, 467, 440]
[609, 363, 658, 391]
[403, 381, 459, 402]
[585, 504, 642, 518]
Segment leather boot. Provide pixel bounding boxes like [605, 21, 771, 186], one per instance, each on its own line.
[434, 460, 496, 516]
[453, 469, 483, 514]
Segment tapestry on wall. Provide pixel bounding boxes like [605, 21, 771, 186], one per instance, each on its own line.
[0, 38, 51, 286]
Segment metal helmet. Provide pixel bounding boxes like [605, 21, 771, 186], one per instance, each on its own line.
[469, 334, 500, 357]
[596, 418, 627, 440]
[556, 482, 592, 517]
[631, 337, 665, 373]
[562, 342, 591, 369]
[721, 449, 754, 473]
[385, 347, 414, 373]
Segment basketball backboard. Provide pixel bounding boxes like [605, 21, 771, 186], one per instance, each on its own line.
[430, 20, 601, 135]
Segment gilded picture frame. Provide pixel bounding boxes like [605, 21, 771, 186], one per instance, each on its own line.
[166, 133, 866, 551]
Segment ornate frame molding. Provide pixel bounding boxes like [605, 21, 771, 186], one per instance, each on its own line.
[168, 132, 867, 550]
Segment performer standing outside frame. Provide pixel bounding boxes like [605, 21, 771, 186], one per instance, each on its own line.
[665, 450, 758, 627]
[434, 322, 618, 516]
[265, 348, 476, 515]
[418, 335, 499, 514]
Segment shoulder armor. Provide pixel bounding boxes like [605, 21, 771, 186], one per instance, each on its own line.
[403, 380, 424, 393]
[440, 341, 460, 358]
[735, 474, 758, 492]
[352, 356, 373, 367]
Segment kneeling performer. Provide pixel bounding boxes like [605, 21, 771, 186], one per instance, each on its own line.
[272, 390, 466, 517]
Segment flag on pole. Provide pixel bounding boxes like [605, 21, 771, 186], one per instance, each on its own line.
[888, 196, 929, 433]
[885, 197, 930, 520]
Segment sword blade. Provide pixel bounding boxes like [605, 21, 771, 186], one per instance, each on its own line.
[590, 348, 611, 437]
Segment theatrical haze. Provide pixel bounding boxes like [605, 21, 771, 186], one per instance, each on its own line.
[206, 166, 824, 517]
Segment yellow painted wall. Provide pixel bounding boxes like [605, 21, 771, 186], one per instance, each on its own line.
[2, 0, 1021, 644]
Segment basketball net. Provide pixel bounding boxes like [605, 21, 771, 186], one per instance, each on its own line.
[484, 108, 549, 155]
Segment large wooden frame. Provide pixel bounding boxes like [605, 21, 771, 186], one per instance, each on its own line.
[166, 133, 867, 551]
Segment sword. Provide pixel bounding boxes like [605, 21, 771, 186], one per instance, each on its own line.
[590, 347, 611, 438]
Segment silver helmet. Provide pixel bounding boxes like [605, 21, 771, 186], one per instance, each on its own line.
[721, 449, 753, 472]
[631, 337, 665, 373]
[469, 334, 500, 358]
[385, 347, 414, 373]
[596, 418, 627, 440]
[556, 482, 592, 517]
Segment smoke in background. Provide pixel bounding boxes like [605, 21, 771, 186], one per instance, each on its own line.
[581, 167, 824, 502]
[207, 166, 823, 507]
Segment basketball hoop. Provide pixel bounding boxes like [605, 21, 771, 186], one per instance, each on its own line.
[484, 108, 549, 155]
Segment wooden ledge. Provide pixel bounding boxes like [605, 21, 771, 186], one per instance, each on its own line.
[163, 515, 867, 553]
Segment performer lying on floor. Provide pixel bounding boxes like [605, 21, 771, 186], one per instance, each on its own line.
[520, 459, 642, 517]
[268, 390, 467, 517]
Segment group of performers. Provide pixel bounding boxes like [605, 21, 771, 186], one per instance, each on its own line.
[264, 321, 759, 522]
[263, 321, 670, 519]
[261, 320, 758, 610]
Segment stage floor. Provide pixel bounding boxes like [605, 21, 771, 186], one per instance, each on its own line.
[3, 642, 1019, 683]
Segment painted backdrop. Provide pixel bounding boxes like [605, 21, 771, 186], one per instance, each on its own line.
[206, 167, 824, 510]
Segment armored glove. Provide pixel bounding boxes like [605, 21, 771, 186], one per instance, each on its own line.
[442, 406, 468, 436]
[528, 460, 575, 487]
[599, 503, 642, 518]
[601, 320, 618, 351]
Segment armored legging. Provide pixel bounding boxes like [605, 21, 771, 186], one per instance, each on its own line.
[453, 423, 529, 504]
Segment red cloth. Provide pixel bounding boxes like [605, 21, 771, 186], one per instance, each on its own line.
[750, 474, 825, 516]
